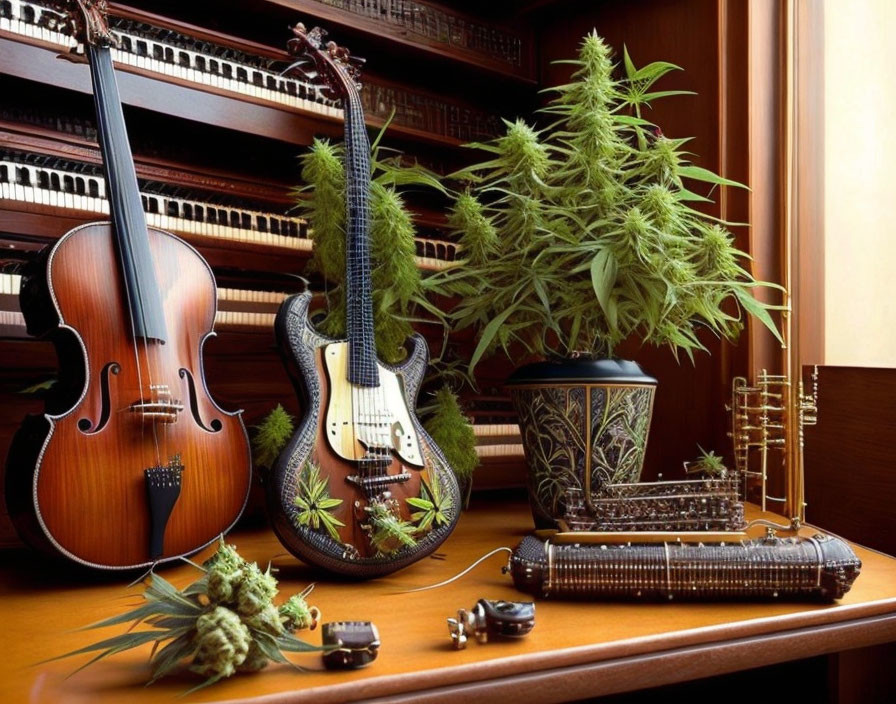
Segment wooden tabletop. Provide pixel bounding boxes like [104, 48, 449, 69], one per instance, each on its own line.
[2, 495, 896, 703]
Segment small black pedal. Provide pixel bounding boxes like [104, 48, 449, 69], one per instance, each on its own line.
[321, 621, 380, 670]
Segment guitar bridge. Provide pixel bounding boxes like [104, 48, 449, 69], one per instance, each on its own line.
[346, 472, 411, 492]
[144, 455, 184, 559]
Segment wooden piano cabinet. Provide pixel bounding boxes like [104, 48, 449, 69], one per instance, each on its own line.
[1, 496, 896, 703]
[804, 366, 896, 558]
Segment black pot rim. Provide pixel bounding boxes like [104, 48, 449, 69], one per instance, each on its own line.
[506, 358, 657, 386]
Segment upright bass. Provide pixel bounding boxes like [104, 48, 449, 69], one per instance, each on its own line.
[266, 24, 461, 577]
[4, 0, 251, 570]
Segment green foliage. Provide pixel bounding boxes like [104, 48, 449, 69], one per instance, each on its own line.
[279, 586, 319, 632]
[251, 405, 295, 469]
[362, 500, 418, 556]
[440, 32, 785, 371]
[421, 385, 479, 481]
[298, 138, 345, 283]
[295, 135, 442, 364]
[292, 461, 345, 541]
[47, 541, 323, 692]
[691, 445, 728, 476]
[18, 378, 56, 394]
[407, 478, 453, 533]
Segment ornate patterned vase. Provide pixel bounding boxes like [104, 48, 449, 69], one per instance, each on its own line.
[507, 359, 657, 529]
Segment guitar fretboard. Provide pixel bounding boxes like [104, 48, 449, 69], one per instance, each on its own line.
[344, 88, 379, 387]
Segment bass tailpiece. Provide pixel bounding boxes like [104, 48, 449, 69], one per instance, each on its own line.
[509, 534, 860, 602]
[144, 455, 184, 559]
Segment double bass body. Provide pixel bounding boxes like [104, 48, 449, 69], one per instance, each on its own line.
[6, 222, 251, 569]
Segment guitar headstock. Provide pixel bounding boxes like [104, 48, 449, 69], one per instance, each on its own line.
[63, 0, 119, 49]
[284, 22, 365, 101]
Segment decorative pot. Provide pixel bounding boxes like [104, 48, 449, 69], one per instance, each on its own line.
[507, 359, 657, 529]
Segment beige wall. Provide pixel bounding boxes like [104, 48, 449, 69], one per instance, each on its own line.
[823, 0, 896, 367]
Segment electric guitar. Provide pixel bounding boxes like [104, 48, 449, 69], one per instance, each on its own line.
[4, 0, 251, 569]
[266, 23, 461, 577]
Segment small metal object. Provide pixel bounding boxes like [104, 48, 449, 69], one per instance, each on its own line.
[321, 621, 380, 670]
[447, 599, 535, 650]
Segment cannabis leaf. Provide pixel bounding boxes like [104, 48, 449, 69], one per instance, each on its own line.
[407, 478, 454, 534]
[363, 501, 418, 556]
[252, 405, 295, 469]
[293, 462, 345, 541]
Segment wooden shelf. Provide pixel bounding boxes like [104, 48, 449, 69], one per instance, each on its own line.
[1, 499, 895, 702]
[259, 0, 537, 84]
[0, 31, 475, 150]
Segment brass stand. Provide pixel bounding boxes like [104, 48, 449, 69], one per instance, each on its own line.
[728, 366, 818, 518]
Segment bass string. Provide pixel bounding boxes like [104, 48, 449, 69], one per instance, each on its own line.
[90, 42, 163, 469]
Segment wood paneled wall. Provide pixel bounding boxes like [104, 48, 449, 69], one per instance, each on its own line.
[804, 366, 896, 557]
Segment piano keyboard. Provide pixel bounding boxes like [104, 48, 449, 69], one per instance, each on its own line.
[0, 1, 500, 142]
[0, 152, 459, 270]
[0, 273, 21, 296]
[0, 0, 341, 119]
[472, 422, 524, 458]
[0, 273, 290, 334]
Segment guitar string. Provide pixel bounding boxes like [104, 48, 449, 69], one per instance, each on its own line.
[344, 76, 361, 467]
[347, 83, 378, 478]
[350, 87, 390, 479]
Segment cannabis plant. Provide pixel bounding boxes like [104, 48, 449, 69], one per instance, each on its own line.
[251, 404, 295, 469]
[686, 445, 728, 477]
[295, 135, 440, 365]
[440, 32, 784, 372]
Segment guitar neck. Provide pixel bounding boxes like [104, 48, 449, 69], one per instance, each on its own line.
[343, 88, 379, 387]
[87, 42, 167, 342]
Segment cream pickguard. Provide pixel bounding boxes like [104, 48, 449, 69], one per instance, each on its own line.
[322, 341, 424, 466]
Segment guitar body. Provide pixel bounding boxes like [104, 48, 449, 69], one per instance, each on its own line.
[267, 292, 460, 577]
[6, 223, 251, 569]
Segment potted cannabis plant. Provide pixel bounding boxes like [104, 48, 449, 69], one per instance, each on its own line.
[440, 32, 782, 528]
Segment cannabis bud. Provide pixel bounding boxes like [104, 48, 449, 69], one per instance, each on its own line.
[280, 592, 320, 632]
[191, 606, 251, 680]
